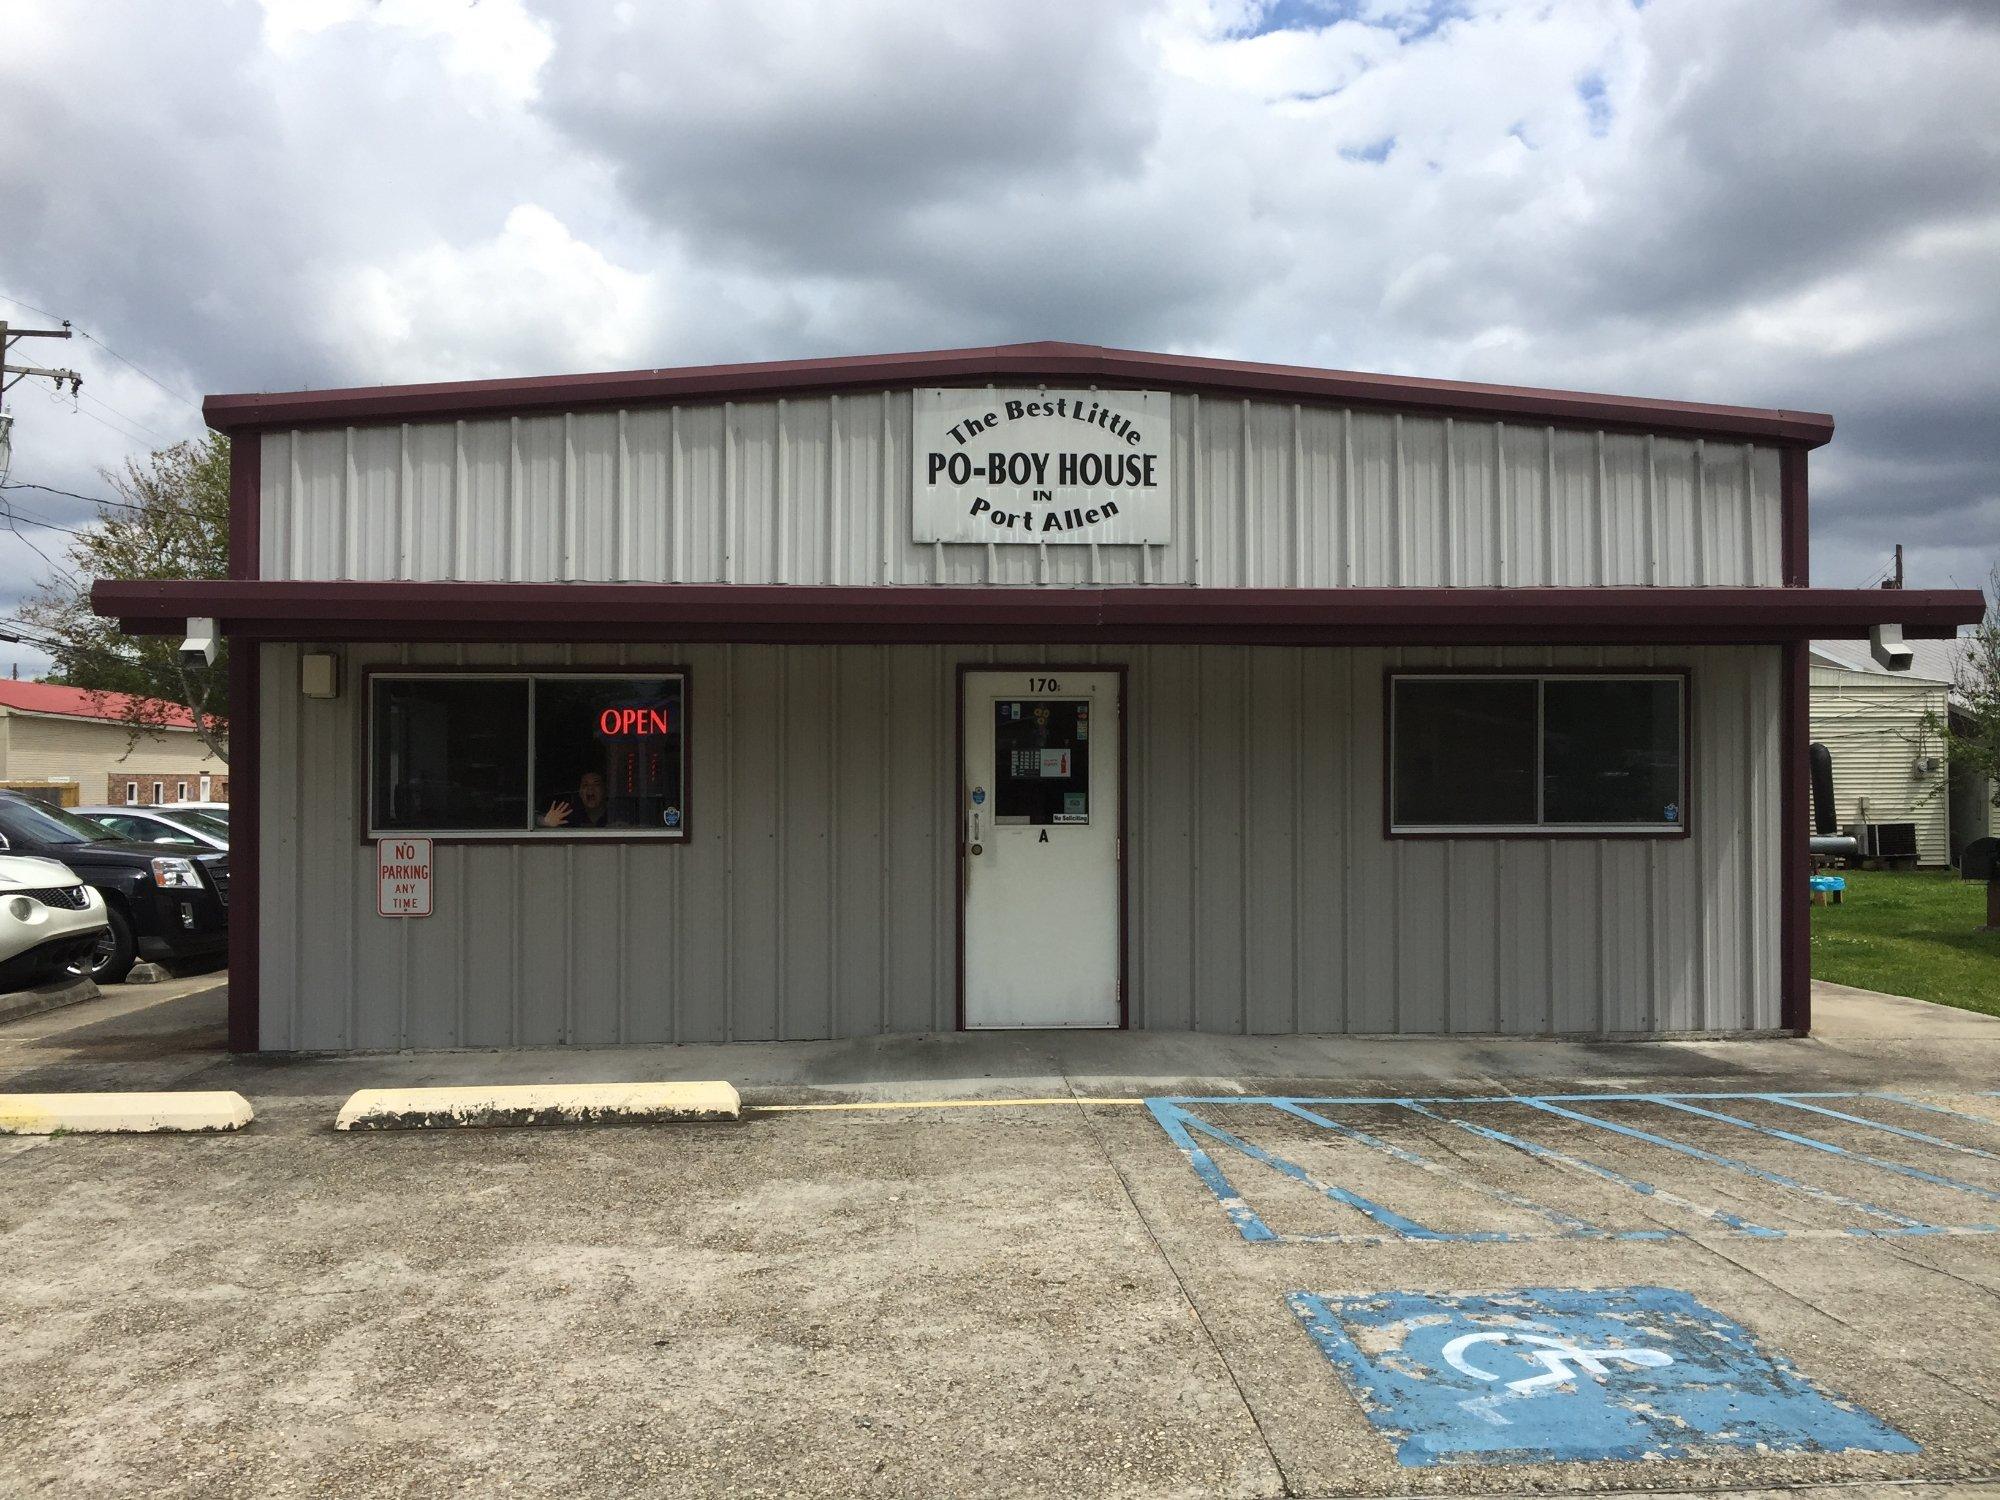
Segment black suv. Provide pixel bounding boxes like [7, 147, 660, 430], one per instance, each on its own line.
[0, 792, 228, 983]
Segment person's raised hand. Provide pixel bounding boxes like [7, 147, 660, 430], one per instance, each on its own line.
[539, 800, 572, 828]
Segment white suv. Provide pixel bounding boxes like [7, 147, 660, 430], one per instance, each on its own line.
[0, 855, 109, 991]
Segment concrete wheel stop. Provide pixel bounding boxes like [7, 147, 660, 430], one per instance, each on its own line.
[334, 1080, 741, 1131]
[0, 1091, 255, 1134]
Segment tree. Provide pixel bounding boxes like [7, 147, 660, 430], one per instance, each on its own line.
[1941, 567, 2000, 813]
[20, 433, 230, 761]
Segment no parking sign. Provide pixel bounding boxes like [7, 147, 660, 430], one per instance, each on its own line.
[377, 838, 433, 917]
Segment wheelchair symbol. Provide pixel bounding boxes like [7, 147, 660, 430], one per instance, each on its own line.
[1442, 1330, 1674, 1424]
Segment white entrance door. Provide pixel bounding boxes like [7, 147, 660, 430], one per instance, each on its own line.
[962, 669, 1121, 1029]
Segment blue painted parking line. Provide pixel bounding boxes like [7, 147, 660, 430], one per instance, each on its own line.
[1148, 1091, 2000, 1244]
[1644, 1096, 2000, 1207]
[1761, 1097, 2000, 1161]
[1287, 1286, 1917, 1467]
[1517, 1099, 1940, 1232]
[1395, 1099, 1779, 1238]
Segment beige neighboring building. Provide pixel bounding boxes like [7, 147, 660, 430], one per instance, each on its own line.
[0, 681, 227, 808]
[1810, 637, 1986, 868]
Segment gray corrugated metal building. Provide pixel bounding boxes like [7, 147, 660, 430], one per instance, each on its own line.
[93, 343, 1983, 1051]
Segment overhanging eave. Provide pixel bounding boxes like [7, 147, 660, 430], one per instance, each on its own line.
[92, 581, 1985, 647]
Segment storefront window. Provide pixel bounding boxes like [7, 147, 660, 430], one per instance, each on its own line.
[369, 673, 687, 838]
[1389, 673, 1685, 835]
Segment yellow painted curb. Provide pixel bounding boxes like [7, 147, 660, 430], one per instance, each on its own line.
[335, 1080, 740, 1131]
[0, 1091, 254, 1134]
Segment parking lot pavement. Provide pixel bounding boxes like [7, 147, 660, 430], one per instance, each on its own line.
[3, 985, 2000, 1497]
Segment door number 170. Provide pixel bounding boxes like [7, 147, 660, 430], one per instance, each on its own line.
[1027, 677, 1061, 692]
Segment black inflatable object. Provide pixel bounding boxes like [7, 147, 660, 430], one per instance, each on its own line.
[1809, 742, 1837, 836]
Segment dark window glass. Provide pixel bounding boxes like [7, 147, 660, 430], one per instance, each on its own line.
[1392, 679, 1538, 826]
[1543, 679, 1683, 825]
[992, 699, 1092, 825]
[533, 677, 685, 832]
[372, 678, 530, 831]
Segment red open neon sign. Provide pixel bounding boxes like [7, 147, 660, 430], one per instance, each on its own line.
[598, 705, 674, 737]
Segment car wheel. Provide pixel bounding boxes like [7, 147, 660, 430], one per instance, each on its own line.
[71, 906, 136, 985]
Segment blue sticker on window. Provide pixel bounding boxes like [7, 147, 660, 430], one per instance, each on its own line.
[1287, 1286, 1914, 1468]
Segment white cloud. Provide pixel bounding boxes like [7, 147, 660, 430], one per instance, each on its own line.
[0, 0, 1993, 622]
[329, 204, 657, 382]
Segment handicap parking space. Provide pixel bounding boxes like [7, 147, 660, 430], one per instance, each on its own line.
[1107, 1087, 2000, 1492]
[1149, 1091, 2000, 1244]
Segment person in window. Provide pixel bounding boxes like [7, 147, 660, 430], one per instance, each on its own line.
[539, 770, 616, 829]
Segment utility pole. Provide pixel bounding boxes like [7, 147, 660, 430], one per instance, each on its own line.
[0, 317, 85, 419]
[0, 318, 84, 479]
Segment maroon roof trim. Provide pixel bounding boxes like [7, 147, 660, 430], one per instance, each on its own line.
[202, 341, 1836, 449]
[94, 580, 1980, 646]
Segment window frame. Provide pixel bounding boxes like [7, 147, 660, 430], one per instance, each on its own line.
[362, 666, 692, 844]
[1384, 668, 1690, 839]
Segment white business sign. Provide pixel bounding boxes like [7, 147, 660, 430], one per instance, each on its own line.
[377, 837, 433, 917]
[913, 388, 1171, 545]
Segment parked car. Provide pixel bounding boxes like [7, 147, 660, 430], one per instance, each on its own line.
[0, 792, 227, 984]
[162, 801, 229, 829]
[0, 854, 109, 991]
[76, 805, 228, 852]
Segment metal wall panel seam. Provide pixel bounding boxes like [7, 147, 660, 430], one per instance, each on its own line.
[826, 655, 841, 1037]
[340, 427, 355, 580]
[1594, 430, 1609, 585]
[876, 650, 891, 1032]
[667, 406, 683, 582]
[1541, 427, 1557, 585]
[285, 431, 302, 582]
[1442, 418, 1456, 587]
[776, 399, 790, 586]
[824, 398, 839, 585]
[395, 424, 412, 579]
[1692, 439, 1708, 585]
[1189, 394, 1203, 586]
[870, 398, 889, 584]
[1240, 399, 1252, 587]
[722, 402, 735, 585]
[614, 410, 630, 582]
[1644, 434, 1660, 586]
[504, 417, 522, 582]
[560, 412, 575, 580]
[719, 642, 735, 1037]
[1391, 413, 1405, 586]
[1340, 409, 1354, 586]
[1291, 649, 1304, 1031]
[1188, 647, 1204, 1027]
[1296, 406, 1312, 592]
[1742, 445, 1759, 586]
[1238, 646, 1252, 1030]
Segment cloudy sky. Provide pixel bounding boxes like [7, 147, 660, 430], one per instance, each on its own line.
[2, 0, 1995, 672]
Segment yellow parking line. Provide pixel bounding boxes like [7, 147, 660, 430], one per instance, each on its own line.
[746, 1096, 1148, 1113]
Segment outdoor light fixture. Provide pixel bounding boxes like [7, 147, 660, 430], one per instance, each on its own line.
[1870, 623, 1913, 672]
[178, 617, 218, 670]
[301, 651, 341, 699]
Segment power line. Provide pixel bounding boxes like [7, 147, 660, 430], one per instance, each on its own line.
[0, 292, 63, 322]
[42, 383, 159, 449]
[0, 479, 144, 511]
[80, 388, 184, 444]
[0, 291, 205, 415]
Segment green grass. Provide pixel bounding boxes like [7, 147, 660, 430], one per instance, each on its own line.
[1811, 867, 2000, 1017]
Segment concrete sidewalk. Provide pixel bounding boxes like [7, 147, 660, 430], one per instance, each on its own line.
[2, 975, 1995, 1112]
